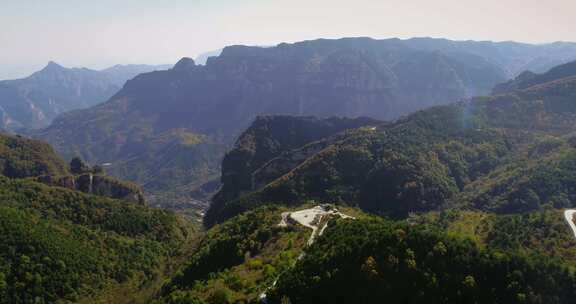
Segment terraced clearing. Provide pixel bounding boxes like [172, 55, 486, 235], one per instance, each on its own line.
[260, 205, 354, 301]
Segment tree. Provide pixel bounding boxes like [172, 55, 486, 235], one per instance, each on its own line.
[92, 165, 104, 175]
[361, 256, 380, 280]
[70, 157, 87, 174]
[0, 272, 6, 301]
[210, 288, 230, 304]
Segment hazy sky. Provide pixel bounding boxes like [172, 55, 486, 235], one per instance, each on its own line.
[1, 0, 575, 79]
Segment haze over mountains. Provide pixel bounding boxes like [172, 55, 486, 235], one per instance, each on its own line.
[0, 62, 171, 131]
[35, 37, 576, 209]
[159, 57, 576, 303]
[206, 57, 576, 225]
[194, 49, 223, 65]
[4, 33, 576, 303]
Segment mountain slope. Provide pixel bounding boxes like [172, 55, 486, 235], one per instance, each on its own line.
[0, 134, 190, 304]
[414, 209, 576, 266]
[37, 38, 576, 211]
[270, 217, 576, 303]
[0, 132, 68, 178]
[210, 116, 381, 217]
[0, 175, 188, 304]
[402, 38, 576, 76]
[494, 59, 576, 93]
[37, 37, 539, 210]
[155, 206, 576, 304]
[0, 132, 145, 203]
[0, 62, 169, 131]
[206, 61, 576, 225]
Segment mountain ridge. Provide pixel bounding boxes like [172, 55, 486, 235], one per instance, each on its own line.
[0, 62, 170, 131]
[41, 36, 575, 210]
[205, 59, 576, 225]
[0, 131, 189, 304]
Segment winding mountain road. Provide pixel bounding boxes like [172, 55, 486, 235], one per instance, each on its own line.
[564, 210, 576, 238]
[280, 205, 353, 245]
[260, 205, 353, 302]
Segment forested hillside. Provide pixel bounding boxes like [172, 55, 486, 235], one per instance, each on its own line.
[0, 133, 190, 304]
[0, 132, 145, 203]
[5, 0, 576, 302]
[154, 206, 576, 304]
[156, 207, 310, 303]
[206, 60, 576, 225]
[40, 37, 570, 210]
[270, 218, 576, 303]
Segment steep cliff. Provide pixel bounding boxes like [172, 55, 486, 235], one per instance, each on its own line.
[36, 173, 145, 204]
[38, 37, 522, 209]
[205, 60, 576, 225]
[0, 132, 145, 204]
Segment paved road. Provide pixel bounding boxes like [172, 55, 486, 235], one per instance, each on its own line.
[564, 210, 576, 238]
[260, 206, 353, 302]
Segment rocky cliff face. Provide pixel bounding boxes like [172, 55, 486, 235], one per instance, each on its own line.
[205, 60, 576, 226]
[38, 37, 527, 209]
[0, 132, 145, 204]
[36, 173, 145, 204]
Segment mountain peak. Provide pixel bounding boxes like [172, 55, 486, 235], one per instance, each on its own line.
[42, 61, 66, 72]
[173, 57, 196, 71]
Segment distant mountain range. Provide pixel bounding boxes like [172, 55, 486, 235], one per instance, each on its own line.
[6, 37, 576, 304]
[0, 62, 171, 130]
[162, 55, 576, 304]
[36, 37, 576, 209]
[394, 38, 576, 76]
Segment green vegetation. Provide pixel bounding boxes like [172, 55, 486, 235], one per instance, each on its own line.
[157, 207, 309, 303]
[415, 209, 576, 267]
[270, 218, 576, 303]
[4, 48, 576, 303]
[208, 104, 515, 225]
[461, 145, 576, 213]
[0, 175, 188, 304]
[0, 133, 145, 204]
[208, 76, 576, 225]
[0, 133, 68, 178]
[209, 116, 379, 226]
[38, 37, 523, 211]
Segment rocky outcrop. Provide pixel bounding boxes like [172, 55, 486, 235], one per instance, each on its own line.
[0, 132, 146, 204]
[36, 173, 145, 204]
[172, 57, 196, 71]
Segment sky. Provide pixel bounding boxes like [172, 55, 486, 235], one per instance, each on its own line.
[1, 0, 576, 79]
